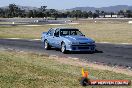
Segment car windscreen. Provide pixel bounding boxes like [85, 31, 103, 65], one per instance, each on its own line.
[60, 29, 83, 36]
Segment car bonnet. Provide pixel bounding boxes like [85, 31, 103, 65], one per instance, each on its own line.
[63, 35, 94, 42]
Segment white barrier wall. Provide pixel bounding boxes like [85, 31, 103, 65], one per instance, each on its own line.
[128, 21, 132, 24]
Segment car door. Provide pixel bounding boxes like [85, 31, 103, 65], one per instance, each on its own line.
[54, 29, 62, 48]
[46, 29, 55, 46]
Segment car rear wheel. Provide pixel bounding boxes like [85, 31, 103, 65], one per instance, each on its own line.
[44, 40, 51, 50]
[61, 42, 67, 53]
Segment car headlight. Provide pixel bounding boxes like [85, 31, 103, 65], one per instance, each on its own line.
[67, 41, 79, 45]
[90, 41, 95, 45]
[67, 42, 72, 45]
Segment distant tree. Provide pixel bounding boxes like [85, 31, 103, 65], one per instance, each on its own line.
[27, 10, 34, 18]
[9, 4, 19, 17]
[60, 12, 67, 18]
[70, 10, 76, 18]
[82, 11, 88, 18]
[66, 11, 71, 18]
[21, 10, 27, 18]
[0, 8, 4, 17]
[100, 11, 105, 18]
[3, 9, 10, 18]
[125, 10, 132, 18]
[49, 9, 59, 20]
[33, 10, 38, 18]
[70, 10, 82, 20]
[118, 10, 124, 15]
[93, 13, 98, 18]
[39, 6, 47, 17]
[40, 6, 47, 12]
[110, 12, 115, 17]
[17, 8, 25, 17]
[95, 10, 100, 17]
[88, 11, 93, 18]
[45, 10, 51, 17]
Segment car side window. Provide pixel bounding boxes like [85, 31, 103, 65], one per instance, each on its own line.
[54, 29, 60, 37]
[47, 29, 54, 36]
[71, 31, 77, 35]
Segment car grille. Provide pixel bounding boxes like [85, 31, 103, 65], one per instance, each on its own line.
[72, 45, 94, 47]
[78, 47, 89, 49]
[71, 45, 95, 50]
[79, 43, 88, 44]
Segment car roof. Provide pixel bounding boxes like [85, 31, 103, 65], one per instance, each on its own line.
[52, 27, 79, 30]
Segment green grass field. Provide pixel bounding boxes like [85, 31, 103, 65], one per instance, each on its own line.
[0, 50, 132, 88]
[0, 21, 132, 43]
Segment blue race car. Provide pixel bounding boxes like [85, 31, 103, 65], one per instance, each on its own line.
[41, 27, 96, 53]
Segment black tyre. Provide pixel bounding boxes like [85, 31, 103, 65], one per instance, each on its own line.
[61, 42, 67, 53]
[44, 40, 51, 50]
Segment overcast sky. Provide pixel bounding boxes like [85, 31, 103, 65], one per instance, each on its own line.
[0, 0, 132, 10]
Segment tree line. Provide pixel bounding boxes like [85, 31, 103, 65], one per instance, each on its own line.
[0, 4, 132, 19]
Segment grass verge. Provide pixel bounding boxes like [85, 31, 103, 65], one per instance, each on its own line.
[0, 21, 132, 43]
[0, 50, 132, 88]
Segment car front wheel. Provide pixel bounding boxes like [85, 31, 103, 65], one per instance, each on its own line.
[44, 40, 51, 50]
[61, 42, 67, 53]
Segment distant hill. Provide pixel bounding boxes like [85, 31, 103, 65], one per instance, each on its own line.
[17, 5, 38, 11]
[1, 5, 132, 12]
[66, 5, 132, 12]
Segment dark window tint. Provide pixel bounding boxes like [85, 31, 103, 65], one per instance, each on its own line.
[55, 29, 60, 37]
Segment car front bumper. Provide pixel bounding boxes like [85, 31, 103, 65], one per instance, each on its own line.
[66, 44, 96, 51]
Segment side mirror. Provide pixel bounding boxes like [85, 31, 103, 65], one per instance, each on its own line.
[82, 35, 85, 37]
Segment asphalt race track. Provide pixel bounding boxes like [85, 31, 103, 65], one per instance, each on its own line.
[0, 39, 132, 68]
